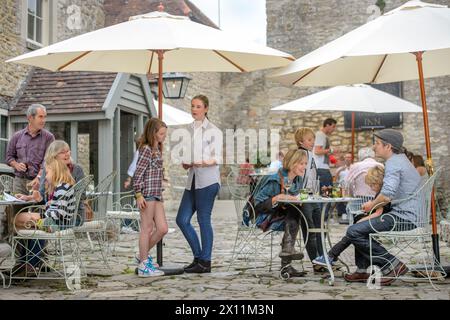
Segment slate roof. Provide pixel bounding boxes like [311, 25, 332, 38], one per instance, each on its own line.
[10, 68, 116, 115]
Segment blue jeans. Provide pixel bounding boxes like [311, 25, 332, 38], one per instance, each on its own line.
[317, 169, 333, 218]
[299, 203, 322, 260]
[346, 213, 416, 273]
[176, 181, 220, 261]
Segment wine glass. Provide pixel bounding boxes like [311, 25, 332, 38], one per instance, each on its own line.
[284, 177, 292, 195]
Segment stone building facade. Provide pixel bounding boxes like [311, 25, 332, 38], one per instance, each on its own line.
[1, 0, 449, 211]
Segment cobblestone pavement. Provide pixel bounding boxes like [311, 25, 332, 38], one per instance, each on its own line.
[0, 200, 449, 300]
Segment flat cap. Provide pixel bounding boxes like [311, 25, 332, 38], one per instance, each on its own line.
[374, 129, 404, 151]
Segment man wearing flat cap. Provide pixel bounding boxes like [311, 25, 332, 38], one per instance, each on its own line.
[343, 129, 421, 286]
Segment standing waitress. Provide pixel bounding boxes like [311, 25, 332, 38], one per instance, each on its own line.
[176, 95, 221, 273]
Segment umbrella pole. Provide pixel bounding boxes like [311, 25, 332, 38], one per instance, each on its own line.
[351, 112, 355, 162]
[414, 51, 440, 262]
[157, 50, 164, 120]
[157, 49, 164, 266]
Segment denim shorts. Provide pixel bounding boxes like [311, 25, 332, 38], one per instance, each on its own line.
[144, 195, 161, 202]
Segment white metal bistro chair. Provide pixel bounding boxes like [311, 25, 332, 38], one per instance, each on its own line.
[107, 191, 139, 233]
[10, 175, 92, 290]
[226, 169, 305, 278]
[106, 191, 140, 256]
[0, 175, 14, 194]
[368, 167, 447, 289]
[346, 196, 374, 225]
[74, 171, 116, 266]
[0, 242, 13, 288]
[344, 168, 376, 225]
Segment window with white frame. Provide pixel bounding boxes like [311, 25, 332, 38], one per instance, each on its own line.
[0, 116, 9, 163]
[27, 0, 43, 45]
[25, 0, 54, 49]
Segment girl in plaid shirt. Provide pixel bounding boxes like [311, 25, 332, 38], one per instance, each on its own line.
[133, 118, 168, 277]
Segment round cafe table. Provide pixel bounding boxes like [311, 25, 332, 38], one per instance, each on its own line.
[278, 195, 358, 285]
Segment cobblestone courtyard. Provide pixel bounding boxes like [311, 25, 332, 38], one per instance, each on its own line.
[1, 200, 449, 300]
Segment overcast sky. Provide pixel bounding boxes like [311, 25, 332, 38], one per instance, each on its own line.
[189, 0, 267, 45]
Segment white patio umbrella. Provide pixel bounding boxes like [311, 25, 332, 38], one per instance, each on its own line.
[270, 0, 450, 263]
[153, 100, 192, 126]
[271, 84, 424, 160]
[7, 8, 294, 121]
[271, 84, 424, 113]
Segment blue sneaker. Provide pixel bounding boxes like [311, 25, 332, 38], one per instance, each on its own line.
[135, 254, 159, 267]
[137, 259, 164, 277]
[313, 255, 336, 267]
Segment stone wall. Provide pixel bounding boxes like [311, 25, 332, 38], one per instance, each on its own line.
[0, 0, 31, 102]
[1, 0, 105, 107]
[77, 133, 90, 178]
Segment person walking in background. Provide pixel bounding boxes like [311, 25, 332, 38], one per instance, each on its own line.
[176, 95, 221, 274]
[133, 118, 169, 277]
[313, 118, 339, 218]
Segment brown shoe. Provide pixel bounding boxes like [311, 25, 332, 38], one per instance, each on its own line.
[344, 271, 370, 283]
[380, 262, 408, 286]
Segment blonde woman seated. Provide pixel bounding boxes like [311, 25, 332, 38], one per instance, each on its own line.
[15, 159, 77, 233]
[16, 140, 85, 225]
[253, 149, 308, 278]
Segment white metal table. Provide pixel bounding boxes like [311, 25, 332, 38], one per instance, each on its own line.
[278, 196, 358, 285]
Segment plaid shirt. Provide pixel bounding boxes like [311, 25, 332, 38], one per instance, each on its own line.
[133, 145, 164, 200]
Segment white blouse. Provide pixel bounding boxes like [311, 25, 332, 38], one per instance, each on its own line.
[185, 118, 222, 190]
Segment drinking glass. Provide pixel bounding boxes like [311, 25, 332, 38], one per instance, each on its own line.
[299, 189, 308, 200]
[284, 177, 292, 195]
[312, 179, 321, 197]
